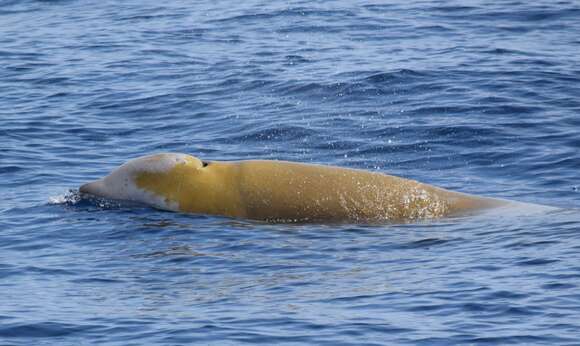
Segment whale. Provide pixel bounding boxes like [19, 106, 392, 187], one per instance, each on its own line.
[79, 153, 517, 223]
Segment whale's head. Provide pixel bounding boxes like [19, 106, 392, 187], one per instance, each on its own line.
[80, 153, 206, 210]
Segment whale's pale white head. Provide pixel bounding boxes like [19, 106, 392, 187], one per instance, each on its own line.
[80, 153, 203, 210]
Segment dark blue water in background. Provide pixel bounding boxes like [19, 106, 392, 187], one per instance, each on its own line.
[1, 0, 580, 344]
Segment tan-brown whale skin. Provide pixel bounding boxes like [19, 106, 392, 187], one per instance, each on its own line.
[80, 153, 510, 223]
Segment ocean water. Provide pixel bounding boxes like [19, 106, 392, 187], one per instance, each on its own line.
[1, 0, 580, 344]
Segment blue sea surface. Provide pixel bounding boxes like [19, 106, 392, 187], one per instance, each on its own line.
[1, 0, 580, 344]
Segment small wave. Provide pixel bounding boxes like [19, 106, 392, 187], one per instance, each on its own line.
[0, 165, 22, 174]
[0, 321, 99, 338]
[404, 237, 452, 249]
[363, 69, 429, 84]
